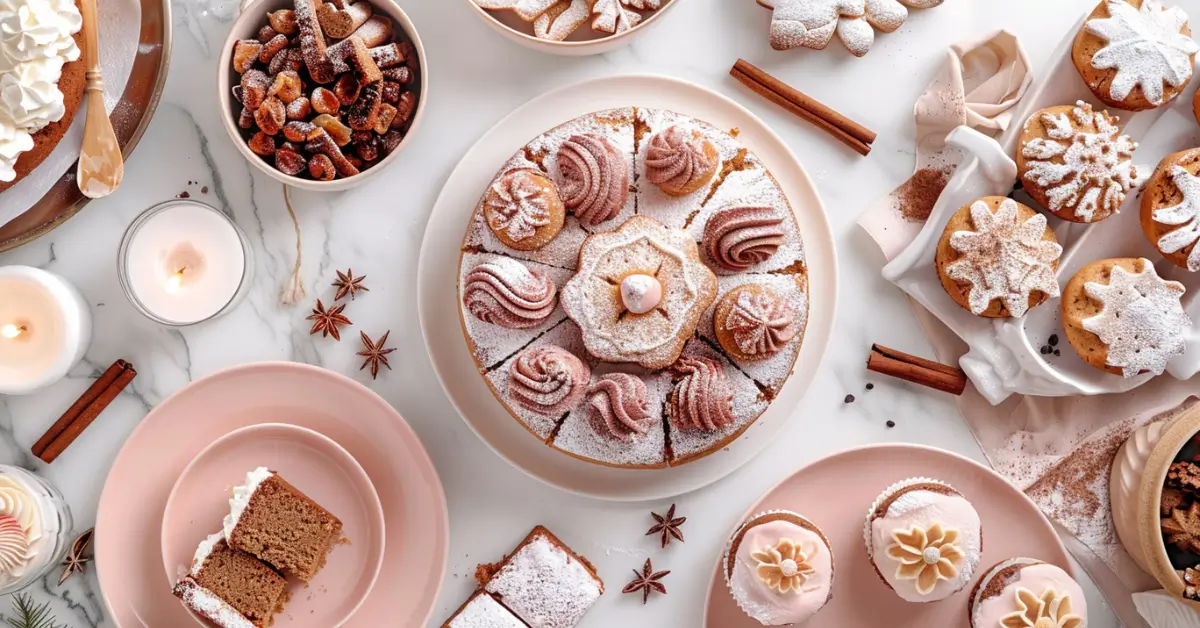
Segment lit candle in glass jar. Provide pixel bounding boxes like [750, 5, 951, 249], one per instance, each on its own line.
[0, 266, 92, 395]
[118, 200, 252, 326]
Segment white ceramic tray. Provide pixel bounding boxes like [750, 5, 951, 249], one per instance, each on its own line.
[417, 74, 837, 501]
[882, 6, 1200, 405]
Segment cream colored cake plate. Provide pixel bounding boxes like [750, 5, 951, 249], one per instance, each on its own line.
[417, 74, 837, 501]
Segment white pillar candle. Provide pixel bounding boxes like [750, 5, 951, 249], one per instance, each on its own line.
[118, 200, 251, 326]
[0, 267, 92, 396]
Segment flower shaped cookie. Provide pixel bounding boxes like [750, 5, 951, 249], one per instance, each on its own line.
[752, 538, 817, 594]
[1000, 587, 1083, 628]
[886, 523, 964, 596]
[562, 216, 717, 370]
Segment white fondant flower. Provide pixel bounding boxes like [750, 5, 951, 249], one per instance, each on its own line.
[1086, 0, 1199, 105]
[1153, 165, 1200, 271]
[1082, 260, 1190, 378]
[752, 538, 817, 594]
[1000, 587, 1084, 628]
[886, 523, 964, 596]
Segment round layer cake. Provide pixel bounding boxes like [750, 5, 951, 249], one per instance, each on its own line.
[457, 107, 809, 468]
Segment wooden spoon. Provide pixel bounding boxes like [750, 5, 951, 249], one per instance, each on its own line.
[75, 0, 123, 199]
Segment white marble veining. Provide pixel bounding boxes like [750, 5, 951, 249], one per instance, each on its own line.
[0, 1, 1122, 626]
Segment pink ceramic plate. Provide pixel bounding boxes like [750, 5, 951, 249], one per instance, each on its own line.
[162, 423, 385, 628]
[704, 444, 1071, 627]
[96, 362, 447, 627]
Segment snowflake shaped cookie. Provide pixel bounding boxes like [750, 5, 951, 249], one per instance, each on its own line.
[1021, 102, 1146, 222]
[1153, 165, 1200, 271]
[767, 0, 942, 55]
[945, 198, 1063, 317]
[1083, 260, 1190, 377]
[1086, 0, 1199, 106]
[592, 0, 649, 34]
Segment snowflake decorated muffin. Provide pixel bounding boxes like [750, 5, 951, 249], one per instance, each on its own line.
[1017, 102, 1146, 223]
[1073, 0, 1199, 111]
[864, 478, 983, 603]
[1061, 258, 1190, 377]
[1142, 149, 1200, 271]
[724, 511, 834, 626]
[935, 197, 1063, 318]
[969, 558, 1087, 628]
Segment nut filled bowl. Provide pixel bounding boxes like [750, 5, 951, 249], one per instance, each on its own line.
[218, 0, 426, 191]
[462, 0, 683, 56]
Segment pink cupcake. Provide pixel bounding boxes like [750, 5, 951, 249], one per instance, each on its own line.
[969, 558, 1086, 628]
[864, 478, 983, 603]
[724, 510, 834, 625]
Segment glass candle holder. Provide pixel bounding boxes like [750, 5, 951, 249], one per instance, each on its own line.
[0, 266, 92, 395]
[0, 466, 73, 595]
[117, 200, 253, 326]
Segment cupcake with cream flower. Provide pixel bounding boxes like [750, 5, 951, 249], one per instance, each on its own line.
[724, 510, 834, 625]
[969, 558, 1087, 628]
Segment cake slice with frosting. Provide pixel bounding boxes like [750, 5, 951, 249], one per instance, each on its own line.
[224, 467, 344, 582]
[172, 531, 289, 628]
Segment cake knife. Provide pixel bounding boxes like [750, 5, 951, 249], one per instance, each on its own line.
[76, 0, 124, 199]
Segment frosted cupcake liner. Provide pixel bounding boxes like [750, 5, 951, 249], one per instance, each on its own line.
[862, 477, 957, 558]
[968, 557, 1041, 627]
[723, 509, 833, 626]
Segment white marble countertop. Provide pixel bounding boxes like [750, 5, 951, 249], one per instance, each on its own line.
[0, 0, 1131, 626]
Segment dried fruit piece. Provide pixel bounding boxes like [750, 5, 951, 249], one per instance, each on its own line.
[248, 131, 276, 156]
[268, 47, 304, 75]
[279, 141, 298, 153]
[347, 83, 381, 131]
[267, 70, 303, 103]
[240, 69, 270, 111]
[275, 147, 307, 175]
[257, 24, 278, 43]
[259, 33, 289, 64]
[306, 129, 360, 177]
[308, 153, 336, 181]
[283, 120, 321, 143]
[374, 102, 396, 134]
[255, 96, 286, 135]
[352, 131, 379, 161]
[382, 66, 411, 85]
[285, 96, 311, 120]
[238, 107, 255, 129]
[311, 87, 340, 115]
[380, 129, 403, 154]
[392, 90, 415, 129]
[316, 0, 371, 39]
[311, 113, 352, 146]
[334, 73, 361, 107]
[380, 80, 400, 104]
[232, 40, 263, 73]
[268, 9, 299, 35]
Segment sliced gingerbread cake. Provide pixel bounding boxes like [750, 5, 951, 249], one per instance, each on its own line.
[172, 531, 290, 628]
[474, 526, 603, 628]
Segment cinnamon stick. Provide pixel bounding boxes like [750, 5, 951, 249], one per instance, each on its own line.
[32, 359, 136, 463]
[866, 344, 966, 396]
[730, 59, 876, 156]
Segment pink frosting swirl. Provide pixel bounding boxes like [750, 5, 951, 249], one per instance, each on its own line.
[463, 258, 557, 329]
[704, 206, 786, 271]
[646, 126, 716, 193]
[723, 289, 797, 357]
[557, 134, 629, 226]
[509, 345, 590, 417]
[668, 356, 734, 432]
[586, 373, 652, 442]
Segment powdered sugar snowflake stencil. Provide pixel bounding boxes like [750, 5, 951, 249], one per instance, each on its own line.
[1021, 102, 1146, 222]
[1153, 165, 1200, 271]
[1083, 260, 1190, 377]
[945, 198, 1063, 317]
[1086, 0, 1199, 106]
[486, 172, 552, 242]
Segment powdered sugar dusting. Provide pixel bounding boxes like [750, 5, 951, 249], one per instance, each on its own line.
[484, 320, 587, 440]
[484, 532, 602, 628]
[1082, 259, 1190, 377]
[552, 367, 669, 468]
[460, 253, 572, 370]
[1086, 0, 1198, 105]
[699, 274, 808, 393]
[1152, 165, 1200, 271]
[692, 166, 805, 275]
[667, 340, 768, 463]
[448, 592, 527, 628]
[530, 108, 636, 232]
[635, 108, 744, 228]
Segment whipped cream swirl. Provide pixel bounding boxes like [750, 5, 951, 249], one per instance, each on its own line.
[668, 356, 734, 432]
[0, 0, 82, 182]
[586, 372, 651, 442]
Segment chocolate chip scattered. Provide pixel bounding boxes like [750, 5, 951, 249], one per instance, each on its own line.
[865, 383, 874, 390]
[1054, 349, 1060, 356]
[886, 420, 895, 428]
[844, 394, 855, 404]
[1048, 334, 1059, 346]
[177, 191, 190, 199]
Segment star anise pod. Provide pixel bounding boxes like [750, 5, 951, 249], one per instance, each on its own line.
[332, 268, 369, 301]
[622, 558, 669, 604]
[307, 299, 352, 341]
[357, 331, 396, 379]
[646, 503, 686, 548]
[59, 528, 93, 586]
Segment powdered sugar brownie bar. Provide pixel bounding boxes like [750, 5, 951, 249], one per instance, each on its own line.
[443, 591, 527, 628]
[477, 526, 603, 628]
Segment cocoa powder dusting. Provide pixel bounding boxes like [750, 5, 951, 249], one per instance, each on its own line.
[895, 167, 951, 223]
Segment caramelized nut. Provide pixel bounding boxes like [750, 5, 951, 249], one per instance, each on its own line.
[267, 70, 303, 103]
[306, 129, 360, 177]
[347, 83, 381, 131]
[285, 96, 311, 120]
[248, 131, 276, 156]
[240, 69, 270, 111]
[275, 148, 307, 176]
[268, 47, 304, 75]
[311, 87, 340, 115]
[333, 73, 360, 107]
[381, 66, 411, 85]
[283, 120, 321, 143]
[308, 153, 336, 181]
[255, 96, 286, 135]
[352, 131, 379, 162]
[392, 90, 415, 129]
[374, 103, 396, 135]
[380, 80, 400, 105]
[232, 40, 263, 74]
[380, 129, 403, 155]
[257, 24, 279, 43]
[259, 33, 289, 64]
[279, 141, 298, 153]
[346, 154, 363, 171]
[311, 113, 352, 146]
[238, 107, 255, 130]
[268, 9, 299, 35]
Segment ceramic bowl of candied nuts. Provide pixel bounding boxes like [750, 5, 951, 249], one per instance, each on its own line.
[219, 0, 426, 191]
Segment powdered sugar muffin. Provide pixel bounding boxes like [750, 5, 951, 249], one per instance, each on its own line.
[458, 107, 808, 467]
[969, 559, 1087, 628]
[724, 511, 834, 626]
[864, 478, 983, 603]
[1141, 149, 1200, 271]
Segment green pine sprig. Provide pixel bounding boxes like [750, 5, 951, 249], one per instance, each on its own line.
[5, 594, 64, 628]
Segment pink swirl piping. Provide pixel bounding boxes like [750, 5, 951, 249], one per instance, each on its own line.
[586, 372, 652, 442]
[557, 134, 629, 226]
[668, 356, 734, 432]
[703, 206, 786, 271]
[509, 345, 590, 417]
[645, 126, 716, 194]
[463, 258, 557, 329]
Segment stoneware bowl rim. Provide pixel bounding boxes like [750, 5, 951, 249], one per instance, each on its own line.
[1137, 403, 1200, 606]
[460, 0, 684, 56]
